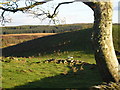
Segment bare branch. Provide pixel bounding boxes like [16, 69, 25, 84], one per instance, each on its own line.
[52, 1, 75, 17]
[34, 1, 76, 24]
[1, 11, 5, 24]
[0, 0, 96, 25]
[83, 2, 96, 11]
[50, 1, 95, 19]
[0, 1, 47, 13]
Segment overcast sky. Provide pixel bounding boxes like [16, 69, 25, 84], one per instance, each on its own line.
[0, 0, 119, 26]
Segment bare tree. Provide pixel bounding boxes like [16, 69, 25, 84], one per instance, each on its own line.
[0, 0, 119, 83]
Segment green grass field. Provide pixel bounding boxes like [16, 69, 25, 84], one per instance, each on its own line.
[1, 24, 120, 89]
[2, 57, 102, 89]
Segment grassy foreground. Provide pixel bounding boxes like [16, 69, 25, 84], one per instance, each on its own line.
[2, 57, 102, 89]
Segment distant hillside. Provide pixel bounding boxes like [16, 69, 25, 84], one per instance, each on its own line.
[2, 28, 93, 57]
[1, 23, 119, 35]
[1, 23, 93, 34]
[1, 33, 56, 48]
[2, 26, 120, 58]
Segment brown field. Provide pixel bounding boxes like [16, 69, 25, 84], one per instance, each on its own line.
[0, 33, 56, 36]
[1, 33, 56, 48]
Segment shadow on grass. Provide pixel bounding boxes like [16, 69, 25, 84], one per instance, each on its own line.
[13, 63, 102, 89]
[2, 28, 93, 57]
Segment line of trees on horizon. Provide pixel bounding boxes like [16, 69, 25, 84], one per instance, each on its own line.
[1, 23, 119, 34]
[1, 23, 93, 34]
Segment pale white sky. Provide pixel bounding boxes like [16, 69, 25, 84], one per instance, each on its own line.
[0, 0, 119, 26]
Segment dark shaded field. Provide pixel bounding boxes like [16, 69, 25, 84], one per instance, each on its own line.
[2, 28, 93, 57]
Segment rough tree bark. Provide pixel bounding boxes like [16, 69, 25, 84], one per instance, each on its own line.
[92, 1, 119, 82]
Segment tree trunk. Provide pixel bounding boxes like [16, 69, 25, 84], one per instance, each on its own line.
[93, 2, 119, 82]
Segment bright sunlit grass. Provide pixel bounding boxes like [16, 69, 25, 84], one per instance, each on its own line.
[2, 57, 102, 88]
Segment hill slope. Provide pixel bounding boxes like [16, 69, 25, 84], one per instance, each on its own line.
[2, 28, 95, 62]
[2, 26, 120, 63]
